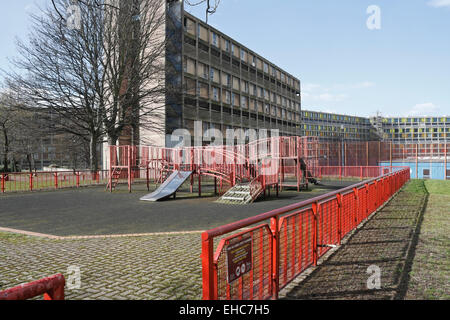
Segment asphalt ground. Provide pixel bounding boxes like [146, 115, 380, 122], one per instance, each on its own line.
[0, 179, 356, 236]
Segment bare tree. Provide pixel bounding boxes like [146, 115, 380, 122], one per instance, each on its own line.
[0, 101, 13, 172]
[185, 0, 221, 23]
[5, 0, 168, 171]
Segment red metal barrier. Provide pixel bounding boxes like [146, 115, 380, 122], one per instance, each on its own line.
[0, 274, 65, 300]
[201, 167, 410, 300]
[0, 169, 127, 193]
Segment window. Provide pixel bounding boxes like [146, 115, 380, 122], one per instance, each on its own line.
[210, 68, 220, 83]
[240, 49, 246, 61]
[223, 39, 230, 52]
[271, 66, 277, 77]
[212, 87, 220, 101]
[222, 72, 231, 87]
[223, 90, 231, 104]
[211, 32, 218, 47]
[184, 17, 196, 36]
[232, 93, 240, 107]
[263, 62, 269, 73]
[183, 57, 196, 74]
[241, 96, 248, 108]
[232, 77, 240, 90]
[199, 82, 209, 99]
[241, 80, 249, 93]
[198, 62, 209, 79]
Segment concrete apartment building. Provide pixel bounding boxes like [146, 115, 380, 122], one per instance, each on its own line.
[300, 110, 377, 141]
[370, 115, 450, 144]
[139, 0, 302, 148]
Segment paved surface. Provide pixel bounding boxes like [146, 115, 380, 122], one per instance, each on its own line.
[0, 180, 355, 236]
[3, 178, 427, 300]
[0, 180, 356, 300]
[0, 231, 203, 300]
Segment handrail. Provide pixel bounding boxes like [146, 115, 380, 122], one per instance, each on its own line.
[0, 274, 65, 300]
[201, 167, 410, 300]
[203, 169, 404, 239]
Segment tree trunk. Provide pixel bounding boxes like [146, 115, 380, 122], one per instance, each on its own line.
[89, 135, 99, 173]
[1, 124, 9, 172]
[26, 153, 33, 173]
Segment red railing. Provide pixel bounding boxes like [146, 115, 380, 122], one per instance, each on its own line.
[201, 167, 410, 300]
[0, 274, 65, 300]
[0, 170, 112, 193]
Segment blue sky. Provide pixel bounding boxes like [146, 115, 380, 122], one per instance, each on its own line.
[1, 0, 449, 118]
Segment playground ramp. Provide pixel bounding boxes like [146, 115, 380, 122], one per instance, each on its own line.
[140, 171, 192, 202]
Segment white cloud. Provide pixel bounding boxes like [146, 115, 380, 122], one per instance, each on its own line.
[315, 93, 348, 102]
[352, 81, 376, 89]
[427, 0, 450, 8]
[408, 102, 442, 116]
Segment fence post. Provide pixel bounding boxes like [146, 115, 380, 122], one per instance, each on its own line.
[201, 233, 215, 300]
[336, 193, 342, 244]
[352, 187, 358, 227]
[29, 173, 33, 192]
[1, 174, 4, 193]
[76, 172, 80, 188]
[311, 201, 319, 266]
[270, 216, 280, 300]
[54, 172, 58, 189]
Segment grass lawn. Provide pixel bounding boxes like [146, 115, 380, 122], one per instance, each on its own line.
[405, 179, 450, 300]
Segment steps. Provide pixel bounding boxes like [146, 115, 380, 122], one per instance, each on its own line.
[106, 168, 122, 191]
[216, 183, 262, 205]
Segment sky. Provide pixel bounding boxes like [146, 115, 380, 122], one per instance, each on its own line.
[1, 0, 449, 118]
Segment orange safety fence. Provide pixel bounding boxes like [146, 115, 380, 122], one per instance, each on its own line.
[201, 166, 410, 300]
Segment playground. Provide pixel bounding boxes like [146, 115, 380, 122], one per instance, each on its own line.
[0, 179, 355, 237]
[0, 136, 448, 301]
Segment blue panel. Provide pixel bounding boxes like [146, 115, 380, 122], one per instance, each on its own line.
[378, 161, 448, 180]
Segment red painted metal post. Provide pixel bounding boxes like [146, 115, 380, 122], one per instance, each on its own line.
[29, 173, 33, 192]
[1, 173, 4, 193]
[353, 187, 358, 228]
[201, 233, 215, 300]
[128, 146, 132, 193]
[0, 274, 65, 300]
[76, 172, 80, 188]
[311, 201, 319, 266]
[270, 216, 280, 300]
[336, 193, 342, 245]
[54, 172, 58, 189]
[146, 166, 150, 191]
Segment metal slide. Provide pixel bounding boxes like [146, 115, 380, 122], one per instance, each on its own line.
[140, 171, 193, 202]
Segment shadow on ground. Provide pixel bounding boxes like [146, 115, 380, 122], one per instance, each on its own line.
[282, 180, 428, 300]
[0, 180, 355, 236]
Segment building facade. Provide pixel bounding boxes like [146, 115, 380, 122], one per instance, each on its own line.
[139, 1, 302, 148]
[300, 110, 376, 141]
[370, 116, 450, 144]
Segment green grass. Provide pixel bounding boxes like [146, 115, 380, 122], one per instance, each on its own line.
[405, 179, 450, 300]
[424, 179, 450, 196]
[404, 179, 429, 194]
